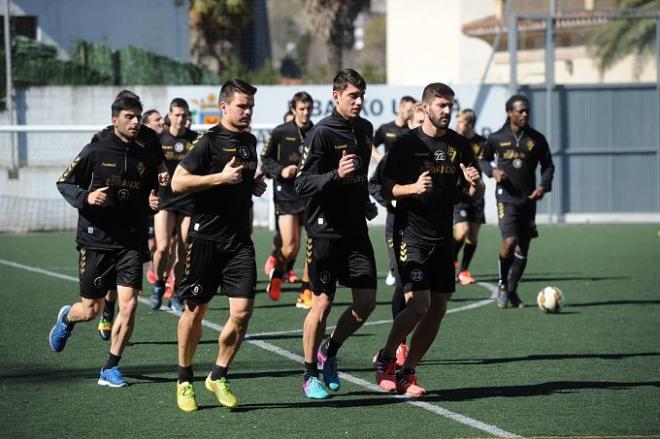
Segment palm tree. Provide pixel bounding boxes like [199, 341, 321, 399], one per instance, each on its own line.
[303, 0, 370, 75]
[587, 0, 660, 76]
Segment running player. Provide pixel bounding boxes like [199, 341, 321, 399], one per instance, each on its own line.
[453, 109, 487, 285]
[150, 98, 199, 311]
[261, 92, 313, 306]
[371, 95, 416, 162]
[90, 91, 167, 341]
[170, 79, 267, 411]
[373, 83, 484, 397]
[295, 69, 377, 399]
[48, 96, 160, 387]
[479, 95, 555, 308]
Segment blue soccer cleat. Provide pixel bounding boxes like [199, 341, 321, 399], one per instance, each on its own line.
[317, 349, 340, 391]
[150, 285, 164, 310]
[49, 305, 73, 352]
[98, 366, 127, 388]
[303, 376, 329, 399]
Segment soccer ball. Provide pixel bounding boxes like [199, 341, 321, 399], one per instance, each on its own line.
[537, 286, 565, 313]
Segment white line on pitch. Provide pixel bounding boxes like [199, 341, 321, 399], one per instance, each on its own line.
[0, 258, 520, 438]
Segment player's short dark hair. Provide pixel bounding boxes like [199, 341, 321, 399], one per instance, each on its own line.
[422, 83, 455, 103]
[115, 89, 140, 101]
[219, 78, 257, 104]
[169, 97, 189, 112]
[290, 91, 313, 109]
[459, 108, 477, 126]
[142, 109, 160, 124]
[400, 95, 416, 105]
[333, 68, 366, 93]
[506, 94, 529, 112]
[112, 97, 143, 117]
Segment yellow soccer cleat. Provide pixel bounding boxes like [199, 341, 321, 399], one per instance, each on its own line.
[295, 288, 313, 309]
[97, 318, 112, 341]
[177, 381, 198, 412]
[205, 374, 238, 408]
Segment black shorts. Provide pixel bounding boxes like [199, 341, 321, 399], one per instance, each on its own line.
[497, 200, 539, 240]
[176, 237, 256, 303]
[275, 199, 305, 216]
[307, 235, 377, 295]
[393, 233, 455, 294]
[158, 187, 195, 216]
[453, 199, 485, 225]
[78, 247, 143, 299]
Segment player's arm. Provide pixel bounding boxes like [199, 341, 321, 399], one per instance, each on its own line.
[368, 157, 389, 207]
[381, 145, 430, 200]
[478, 137, 499, 179]
[56, 145, 98, 209]
[294, 128, 341, 197]
[529, 135, 555, 200]
[371, 126, 385, 162]
[260, 133, 285, 178]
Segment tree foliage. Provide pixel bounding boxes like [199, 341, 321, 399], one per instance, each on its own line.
[303, 0, 370, 75]
[587, 0, 660, 76]
[189, 0, 253, 74]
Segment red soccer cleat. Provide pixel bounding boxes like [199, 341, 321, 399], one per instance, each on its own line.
[396, 369, 427, 397]
[373, 351, 397, 392]
[266, 269, 282, 301]
[457, 270, 475, 286]
[395, 343, 409, 369]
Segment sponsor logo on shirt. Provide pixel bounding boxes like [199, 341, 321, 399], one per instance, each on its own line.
[385, 132, 397, 138]
[101, 162, 117, 168]
[334, 144, 348, 150]
[500, 141, 512, 147]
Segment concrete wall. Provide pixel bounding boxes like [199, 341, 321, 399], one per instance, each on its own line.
[11, 0, 190, 61]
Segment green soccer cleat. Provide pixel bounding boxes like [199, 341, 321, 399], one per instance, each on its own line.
[205, 374, 238, 408]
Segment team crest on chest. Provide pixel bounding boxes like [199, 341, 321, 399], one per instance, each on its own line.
[174, 142, 185, 153]
[527, 140, 535, 151]
[513, 158, 523, 169]
[448, 146, 457, 163]
[137, 161, 145, 176]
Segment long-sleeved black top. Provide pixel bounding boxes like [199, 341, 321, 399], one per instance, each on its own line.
[261, 120, 311, 203]
[57, 132, 159, 251]
[479, 122, 555, 205]
[294, 109, 374, 239]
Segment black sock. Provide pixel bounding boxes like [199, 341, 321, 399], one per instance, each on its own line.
[178, 366, 193, 384]
[324, 338, 342, 358]
[397, 367, 415, 379]
[303, 361, 318, 381]
[270, 249, 279, 257]
[103, 353, 121, 370]
[498, 254, 514, 285]
[286, 260, 295, 272]
[210, 364, 228, 381]
[154, 279, 165, 288]
[453, 239, 464, 263]
[300, 281, 311, 292]
[391, 285, 406, 320]
[507, 253, 528, 293]
[271, 268, 285, 279]
[460, 242, 477, 272]
[102, 300, 116, 320]
[63, 314, 75, 328]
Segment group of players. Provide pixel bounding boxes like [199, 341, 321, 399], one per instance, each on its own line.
[47, 68, 554, 410]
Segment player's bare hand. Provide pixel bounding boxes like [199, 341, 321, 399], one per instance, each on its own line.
[148, 189, 160, 210]
[414, 171, 433, 195]
[158, 171, 170, 186]
[492, 169, 507, 182]
[252, 173, 267, 196]
[338, 150, 357, 178]
[220, 156, 244, 184]
[87, 186, 109, 206]
[281, 164, 298, 179]
[460, 163, 482, 187]
[528, 186, 545, 200]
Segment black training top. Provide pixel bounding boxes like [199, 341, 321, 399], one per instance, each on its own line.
[295, 109, 374, 239]
[479, 122, 554, 205]
[368, 154, 395, 214]
[57, 133, 159, 251]
[373, 120, 409, 154]
[456, 133, 487, 206]
[158, 128, 199, 211]
[92, 124, 165, 165]
[261, 120, 311, 204]
[179, 123, 258, 244]
[383, 126, 477, 243]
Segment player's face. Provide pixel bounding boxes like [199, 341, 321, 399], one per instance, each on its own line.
[145, 112, 164, 134]
[399, 101, 414, 122]
[508, 101, 530, 128]
[221, 92, 254, 130]
[456, 114, 472, 136]
[333, 83, 364, 120]
[293, 101, 311, 126]
[424, 95, 454, 130]
[169, 106, 188, 132]
[112, 108, 141, 140]
[408, 110, 425, 129]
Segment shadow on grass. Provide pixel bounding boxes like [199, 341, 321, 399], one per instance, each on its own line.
[477, 274, 630, 284]
[424, 380, 660, 401]
[422, 351, 660, 366]
[568, 299, 660, 307]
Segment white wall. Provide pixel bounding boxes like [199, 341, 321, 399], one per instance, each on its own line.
[11, 0, 190, 61]
[387, 0, 493, 85]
